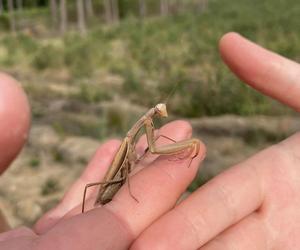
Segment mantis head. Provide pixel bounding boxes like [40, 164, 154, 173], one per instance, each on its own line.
[155, 103, 168, 118]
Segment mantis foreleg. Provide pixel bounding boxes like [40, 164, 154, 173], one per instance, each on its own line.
[144, 119, 200, 159]
[137, 134, 177, 163]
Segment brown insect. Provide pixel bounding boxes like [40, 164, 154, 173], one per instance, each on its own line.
[82, 103, 200, 212]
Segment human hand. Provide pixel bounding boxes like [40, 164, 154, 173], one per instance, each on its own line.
[29, 121, 206, 250]
[2, 32, 300, 250]
[130, 33, 300, 249]
[0, 72, 206, 249]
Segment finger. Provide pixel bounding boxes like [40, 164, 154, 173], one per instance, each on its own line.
[106, 121, 205, 235]
[0, 227, 36, 242]
[0, 227, 37, 249]
[0, 73, 30, 174]
[34, 139, 121, 234]
[0, 227, 37, 250]
[66, 120, 197, 216]
[219, 32, 300, 112]
[35, 120, 196, 234]
[200, 213, 268, 250]
[131, 145, 275, 249]
[199, 133, 300, 250]
[35, 121, 206, 249]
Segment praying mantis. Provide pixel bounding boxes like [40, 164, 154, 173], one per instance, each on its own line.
[82, 103, 200, 213]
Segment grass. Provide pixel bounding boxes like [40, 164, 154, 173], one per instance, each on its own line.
[0, 0, 299, 119]
[243, 128, 289, 145]
[41, 178, 60, 196]
[29, 157, 41, 168]
[74, 83, 112, 104]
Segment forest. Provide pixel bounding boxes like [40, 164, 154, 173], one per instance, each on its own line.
[0, 0, 207, 34]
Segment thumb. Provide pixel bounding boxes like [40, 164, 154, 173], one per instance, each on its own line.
[0, 73, 30, 174]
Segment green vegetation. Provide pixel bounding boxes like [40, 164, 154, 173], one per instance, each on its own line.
[41, 178, 60, 196]
[0, 0, 299, 119]
[52, 148, 65, 163]
[74, 83, 112, 104]
[243, 128, 289, 146]
[32, 44, 64, 70]
[29, 157, 41, 168]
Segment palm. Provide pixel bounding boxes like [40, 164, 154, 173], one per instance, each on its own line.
[261, 143, 300, 249]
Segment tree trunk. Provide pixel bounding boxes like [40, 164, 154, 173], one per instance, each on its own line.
[173, 0, 181, 14]
[8, 0, 16, 33]
[198, 0, 208, 12]
[160, 0, 169, 16]
[76, 0, 86, 35]
[50, 0, 58, 29]
[31, 0, 37, 7]
[139, 0, 146, 18]
[85, 0, 94, 18]
[0, 0, 3, 16]
[104, 0, 112, 24]
[16, 0, 23, 12]
[60, 0, 67, 34]
[111, 0, 119, 23]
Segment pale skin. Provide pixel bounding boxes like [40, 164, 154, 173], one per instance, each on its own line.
[0, 32, 300, 249]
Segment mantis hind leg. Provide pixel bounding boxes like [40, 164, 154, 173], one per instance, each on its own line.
[82, 178, 125, 213]
[123, 161, 139, 203]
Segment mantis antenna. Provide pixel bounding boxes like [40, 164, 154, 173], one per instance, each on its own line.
[163, 81, 181, 106]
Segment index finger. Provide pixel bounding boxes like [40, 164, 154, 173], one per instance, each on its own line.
[220, 32, 300, 112]
[130, 147, 266, 249]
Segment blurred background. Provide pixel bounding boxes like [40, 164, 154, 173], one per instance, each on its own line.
[0, 0, 299, 228]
